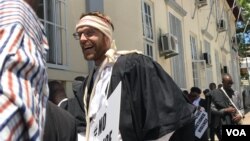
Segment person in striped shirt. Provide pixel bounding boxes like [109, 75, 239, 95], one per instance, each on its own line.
[0, 0, 49, 140]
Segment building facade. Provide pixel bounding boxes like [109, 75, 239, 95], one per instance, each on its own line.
[38, 0, 241, 97]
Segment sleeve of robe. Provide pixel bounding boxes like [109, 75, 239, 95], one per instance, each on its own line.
[109, 53, 196, 141]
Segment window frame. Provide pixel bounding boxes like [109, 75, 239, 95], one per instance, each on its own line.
[204, 40, 213, 87]
[141, 0, 155, 59]
[38, 0, 69, 70]
[169, 12, 186, 88]
[190, 35, 207, 88]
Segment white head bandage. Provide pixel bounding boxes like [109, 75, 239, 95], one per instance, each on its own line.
[75, 15, 113, 42]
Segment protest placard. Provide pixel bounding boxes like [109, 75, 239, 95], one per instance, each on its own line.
[89, 82, 122, 141]
[195, 109, 208, 139]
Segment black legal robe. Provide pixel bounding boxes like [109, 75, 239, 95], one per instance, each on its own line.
[76, 53, 196, 141]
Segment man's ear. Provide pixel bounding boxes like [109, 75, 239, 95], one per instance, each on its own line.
[104, 36, 111, 47]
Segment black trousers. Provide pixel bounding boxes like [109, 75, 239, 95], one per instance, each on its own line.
[210, 127, 222, 141]
[169, 120, 195, 141]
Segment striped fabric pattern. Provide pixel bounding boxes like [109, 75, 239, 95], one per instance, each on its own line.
[0, 0, 49, 140]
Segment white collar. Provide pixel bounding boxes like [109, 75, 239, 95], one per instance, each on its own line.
[57, 98, 68, 107]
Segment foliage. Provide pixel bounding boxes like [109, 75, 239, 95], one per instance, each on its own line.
[238, 0, 250, 20]
[237, 0, 250, 57]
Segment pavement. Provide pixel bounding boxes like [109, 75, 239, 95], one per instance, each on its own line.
[242, 109, 250, 124]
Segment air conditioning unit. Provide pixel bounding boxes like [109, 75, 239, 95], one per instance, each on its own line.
[217, 19, 226, 32]
[160, 33, 179, 57]
[203, 52, 211, 65]
[195, 0, 208, 8]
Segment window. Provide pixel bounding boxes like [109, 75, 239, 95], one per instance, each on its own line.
[215, 0, 226, 23]
[145, 43, 153, 58]
[141, 0, 154, 58]
[231, 51, 240, 91]
[169, 13, 186, 88]
[215, 51, 221, 84]
[191, 35, 200, 87]
[37, 0, 68, 68]
[191, 35, 206, 88]
[204, 40, 213, 86]
[191, 36, 198, 60]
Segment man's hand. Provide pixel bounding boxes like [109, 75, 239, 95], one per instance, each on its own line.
[232, 114, 242, 123]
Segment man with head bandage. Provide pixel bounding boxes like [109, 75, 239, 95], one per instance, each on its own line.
[73, 11, 196, 141]
[75, 14, 113, 42]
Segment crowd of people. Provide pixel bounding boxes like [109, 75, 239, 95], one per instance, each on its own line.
[0, 0, 247, 141]
[184, 74, 245, 141]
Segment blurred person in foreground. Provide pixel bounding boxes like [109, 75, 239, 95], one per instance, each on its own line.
[0, 0, 49, 140]
[73, 11, 195, 141]
[44, 101, 77, 141]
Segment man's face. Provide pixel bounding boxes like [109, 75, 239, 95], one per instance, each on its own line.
[223, 77, 233, 90]
[76, 26, 110, 65]
[189, 92, 199, 101]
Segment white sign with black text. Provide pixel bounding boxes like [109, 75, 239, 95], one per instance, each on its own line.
[89, 82, 122, 141]
[194, 109, 208, 139]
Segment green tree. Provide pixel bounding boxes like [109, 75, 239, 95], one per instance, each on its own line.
[237, 0, 250, 81]
[237, 0, 250, 57]
[238, 0, 250, 20]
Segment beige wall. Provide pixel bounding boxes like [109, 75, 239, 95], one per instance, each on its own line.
[104, 0, 176, 75]
[154, 0, 172, 74]
[104, 0, 144, 52]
